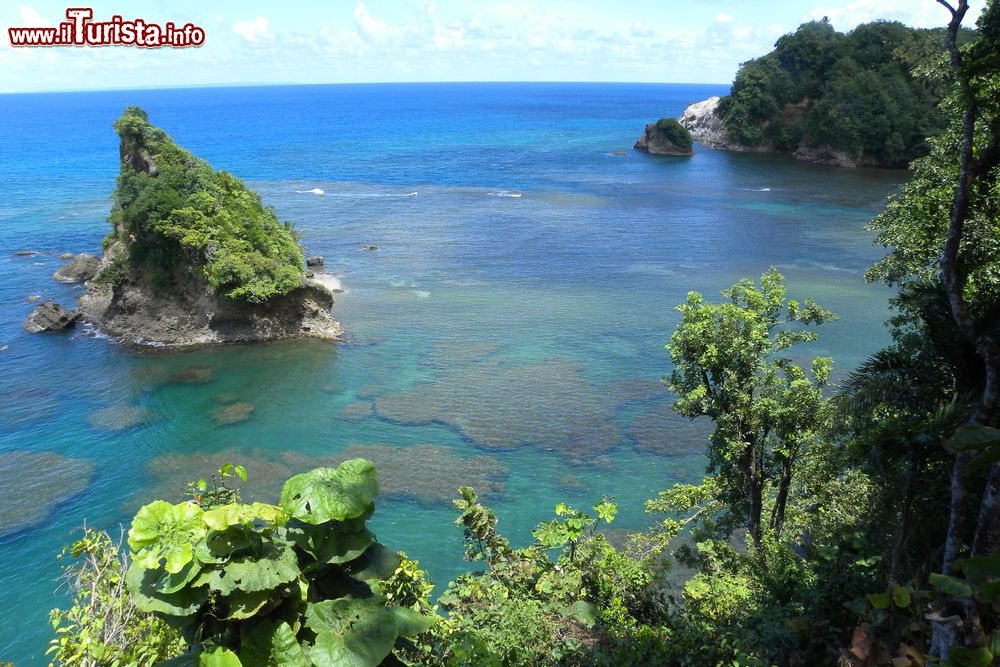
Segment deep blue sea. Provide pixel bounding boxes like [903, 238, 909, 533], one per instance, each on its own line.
[0, 82, 903, 664]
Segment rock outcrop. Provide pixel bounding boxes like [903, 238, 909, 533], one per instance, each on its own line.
[53, 253, 100, 283]
[23, 301, 80, 333]
[76, 107, 343, 348]
[679, 96, 744, 152]
[633, 119, 694, 157]
[679, 96, 883, 168]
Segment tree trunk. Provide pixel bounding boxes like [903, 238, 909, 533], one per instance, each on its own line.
[771, 457, 793, 539]
[746, 442, 763, 546]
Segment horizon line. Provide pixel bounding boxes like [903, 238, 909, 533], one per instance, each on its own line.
[0, 79, 732, 96]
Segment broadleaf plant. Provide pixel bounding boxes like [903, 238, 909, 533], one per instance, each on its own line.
[125, 458, 437, 666]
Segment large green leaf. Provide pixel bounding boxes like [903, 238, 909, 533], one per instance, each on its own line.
[344, 543, 402, 582]
[155, 558, 203, 594]
[194, 526, 256, 564]
[129, 500, 208, 573]
[205, 541, 300, 595]
[390, 605, 437, 637]
[200, 647, 244, 667]
[240, 619, 309, 667]
[286, 523, 374, 565]
[280, 460, 378, 525]
[305, 598, 400, 667]
[929, 573, 974, 598]
[947, 645, 994, 667]
[203, 502, 288, 531]
[126, 561, 207, 617]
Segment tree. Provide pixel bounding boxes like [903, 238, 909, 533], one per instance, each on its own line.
[664, 268, 835, 545]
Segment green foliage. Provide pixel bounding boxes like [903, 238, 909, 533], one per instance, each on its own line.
[665, 267, 835, 544]
[109, 106, 305, 303]
[718, 19, 957, 165]
[123, 459, 436, 666]
[48, 528, 185, 666]
[428, 490, 636, 666]
[91, 256, 128, 287]
[654, 118, 693, 151]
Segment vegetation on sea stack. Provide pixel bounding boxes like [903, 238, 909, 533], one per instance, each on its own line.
[654, 118, 693, 151]
[108, 106, 305, 302]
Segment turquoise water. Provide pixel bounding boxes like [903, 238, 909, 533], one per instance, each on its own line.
[0, 83, 902, 664]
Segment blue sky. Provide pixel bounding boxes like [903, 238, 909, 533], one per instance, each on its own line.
[0, 0, 986, 92]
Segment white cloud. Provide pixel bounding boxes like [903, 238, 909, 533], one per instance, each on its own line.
[19, 5, 50, 26]
[630, 20, 655, 37]
[233, 16, 271, 43]
[715, 12, 735, 24]
[807, 0, 986, 30]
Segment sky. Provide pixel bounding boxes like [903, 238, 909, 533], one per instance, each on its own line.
[0, 0, 988, 93]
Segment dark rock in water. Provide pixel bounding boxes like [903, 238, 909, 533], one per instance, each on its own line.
[14, 250, 44, 257]
[25, 295, 41, 303]
[53, 253, 100, 283]
[361, 244, 379, 251]
[23, 301, 80, 333]
[59, 253, 75, 260]
[633, 119, 694, 157]
[305, 271, 315, 278]
[306, 256, 324, 267]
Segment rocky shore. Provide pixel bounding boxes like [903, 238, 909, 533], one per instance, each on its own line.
[678, 96, 882, 168]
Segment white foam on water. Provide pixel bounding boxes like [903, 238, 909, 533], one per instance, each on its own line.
[310, 272, 343, 293]
[488, 190, 523, 198]
[412, 290, 431, 299]
[295, 188, 325, 195]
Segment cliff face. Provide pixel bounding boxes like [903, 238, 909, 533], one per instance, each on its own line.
[678, 97, 743, 152]
[678, 96, 881, 168]
[78, 107, 342, 347]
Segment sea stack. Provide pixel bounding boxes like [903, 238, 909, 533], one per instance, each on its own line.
[78, 107, 342, 347]
[633, 118, 694, 157]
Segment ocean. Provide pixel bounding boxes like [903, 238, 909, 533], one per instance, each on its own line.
[0, 82, 902, 664]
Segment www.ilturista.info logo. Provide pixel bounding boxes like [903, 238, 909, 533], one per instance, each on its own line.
[8, 8, 205, 47]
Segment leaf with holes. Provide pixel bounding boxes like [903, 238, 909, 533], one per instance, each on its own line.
[279, 460, 378, 525]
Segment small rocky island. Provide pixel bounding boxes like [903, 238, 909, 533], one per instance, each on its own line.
[633, 118, 693, 157]
[67, 106, 342, 346]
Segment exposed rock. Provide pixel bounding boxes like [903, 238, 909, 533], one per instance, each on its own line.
[679, 96, 742, 151]
[25, 295, 41, 303]
[306, 256, 324, 267]
[79, 256, 342, 347]
[633, 120, 694, 157]
[23, 301, 80, 333]
[793, 144, 880, 168]
[14, 250, 45, 257]
[361, 244, 379, 251]
[212, 402, 254, 426]
[53, 253, 100, 283]
[59, 253, 75, 260]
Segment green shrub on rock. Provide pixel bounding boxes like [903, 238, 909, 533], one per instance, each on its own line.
[110, 106, 305, 303]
